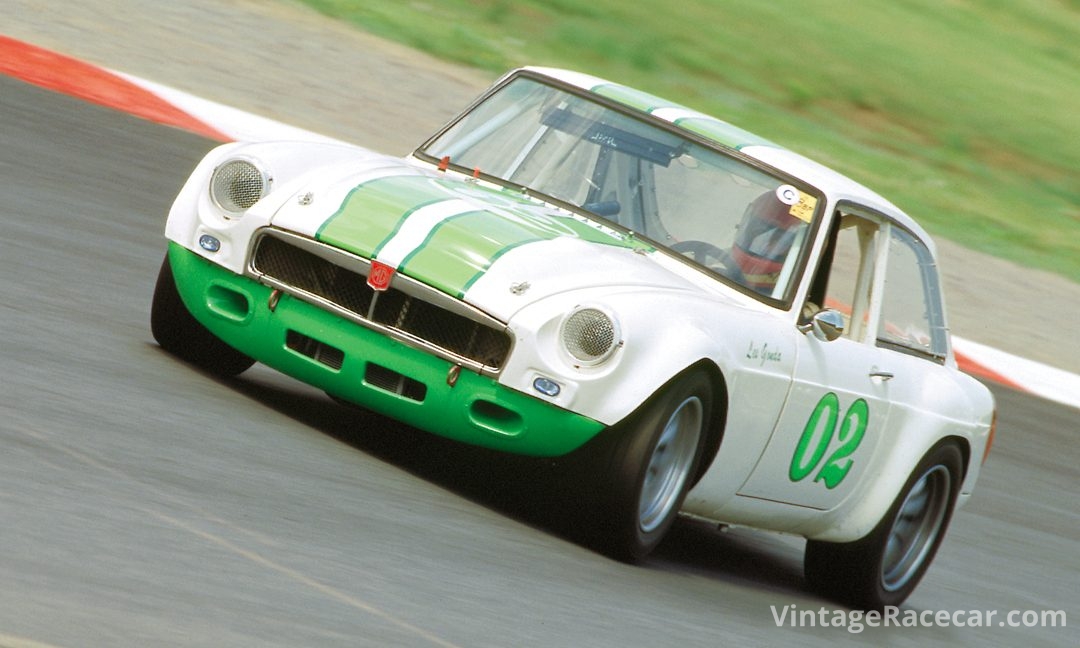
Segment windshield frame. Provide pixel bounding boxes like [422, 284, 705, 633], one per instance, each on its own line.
[413, 68, 827, 311]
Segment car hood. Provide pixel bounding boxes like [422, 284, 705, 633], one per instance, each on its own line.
[270, 159, 732, 321]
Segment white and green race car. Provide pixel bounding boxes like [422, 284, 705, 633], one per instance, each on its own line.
[152, 67, 996, 609]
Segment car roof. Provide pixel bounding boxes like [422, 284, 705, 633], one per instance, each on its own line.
[522, 66, 935, 252]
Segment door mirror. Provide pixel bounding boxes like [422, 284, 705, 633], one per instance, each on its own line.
[800, 309, 845, 342]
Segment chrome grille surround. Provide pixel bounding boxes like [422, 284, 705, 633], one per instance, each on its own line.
[246, 228, 513, 376]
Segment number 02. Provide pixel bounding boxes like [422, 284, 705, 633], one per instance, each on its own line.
[789, 393, 869, 489]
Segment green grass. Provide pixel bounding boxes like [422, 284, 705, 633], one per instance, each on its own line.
[297, 0, 1080, 283]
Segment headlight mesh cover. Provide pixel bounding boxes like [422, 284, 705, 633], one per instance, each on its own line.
[562, 308, 618, 363]
[210, 159, 267, 213]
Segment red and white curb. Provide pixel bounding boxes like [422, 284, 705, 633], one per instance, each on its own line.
[0, 35, 338, 144]
[951, 338, 1079, 409]
[4, 35, 1077, 410]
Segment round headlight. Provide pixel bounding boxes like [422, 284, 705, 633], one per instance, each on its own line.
[561, 307, 621, 365]
[210, 158, 269, 214]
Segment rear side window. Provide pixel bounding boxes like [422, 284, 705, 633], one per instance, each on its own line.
[877, 227, 947, 361]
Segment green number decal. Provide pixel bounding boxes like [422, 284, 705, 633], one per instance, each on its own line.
[789, 392, 839, 482]
[789, 394, 869, 489]
[815, 398, 868, 488]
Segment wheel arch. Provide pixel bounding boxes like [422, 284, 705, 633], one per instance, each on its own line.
[799, 433, 969, 543]
[945, 433, 972, 483]
[687, 358, 729, 487]
[595, 357, 729, 485]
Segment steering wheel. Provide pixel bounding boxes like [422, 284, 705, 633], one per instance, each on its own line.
[670, 240, 746, 284]
[670, 239, 731, 269]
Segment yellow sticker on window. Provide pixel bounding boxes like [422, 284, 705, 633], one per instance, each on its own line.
[790, 192, 817, 223]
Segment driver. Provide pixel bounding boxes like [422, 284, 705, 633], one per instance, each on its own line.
[730, 188, 804, 294]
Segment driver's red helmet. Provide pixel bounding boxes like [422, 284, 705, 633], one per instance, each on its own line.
[731, 190, 802, 293]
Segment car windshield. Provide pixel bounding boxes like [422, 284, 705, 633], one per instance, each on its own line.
[420, 75, 821, 303]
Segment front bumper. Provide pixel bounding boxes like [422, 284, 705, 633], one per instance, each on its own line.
[167, 242, 605, 456]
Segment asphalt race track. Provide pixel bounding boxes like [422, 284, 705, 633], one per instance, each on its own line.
[0, 75, 1075, 647]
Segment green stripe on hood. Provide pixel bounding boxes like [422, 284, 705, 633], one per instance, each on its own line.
[398, 203, 637, 298]
[315, 174, 651, 298]
[316, 175, 452, 257]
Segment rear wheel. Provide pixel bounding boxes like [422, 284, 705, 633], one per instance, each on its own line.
[804, 442, 963, 609]
[597, 370, 712, 562]
[151, 253, 255, 377]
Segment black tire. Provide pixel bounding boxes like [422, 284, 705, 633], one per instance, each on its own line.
[596, 370, 713, 562]
[804, 442, 963, 610]
[150, 254, 255, 377]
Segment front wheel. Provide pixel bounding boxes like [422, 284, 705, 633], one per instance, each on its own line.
[804, 442, 963, 610]
[596, 370, 713, 562]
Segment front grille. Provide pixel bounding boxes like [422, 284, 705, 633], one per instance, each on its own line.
[250, 232, 511, 372]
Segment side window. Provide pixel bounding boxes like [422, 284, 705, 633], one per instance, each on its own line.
[815, 213, 880, 342]
[877, 227, 948, 361]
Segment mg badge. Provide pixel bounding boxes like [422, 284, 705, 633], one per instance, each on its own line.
[367, 260, 395, 292]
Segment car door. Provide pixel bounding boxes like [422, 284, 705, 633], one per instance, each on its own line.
[738, 209, 897, 509]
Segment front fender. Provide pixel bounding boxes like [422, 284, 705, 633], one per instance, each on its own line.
[498, 285, 775, 427]
[164, 140, 397, 273]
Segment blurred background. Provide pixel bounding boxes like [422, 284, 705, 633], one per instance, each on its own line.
[305, 0, 1080, 286]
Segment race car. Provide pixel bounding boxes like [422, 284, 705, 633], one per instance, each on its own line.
[152, 66, 996, 609]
